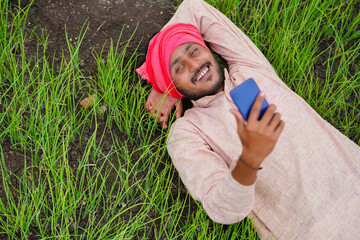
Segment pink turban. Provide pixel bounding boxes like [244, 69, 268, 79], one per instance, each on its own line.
[136, 23, 208, 99]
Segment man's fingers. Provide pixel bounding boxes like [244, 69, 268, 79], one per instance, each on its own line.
[162, 112, 170, 129]
[230, 108, 245, 133]
[157, 114, 164, 124]
[175, 101, 183, 118]
[274, 120, 285, 138]
[148, 109, 158, 119]
[260, 104, 276, 124]
[160, 118, 168, 129]
[161, 122, 168, 129]
[248, 93, 265, 122]
[144, 100, 153, 111]
[156, 113, 168, 129]
[145, 88, 184, 128]
[268, 112, 281, 129]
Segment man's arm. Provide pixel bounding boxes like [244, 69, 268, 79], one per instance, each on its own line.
[167, 122, 256, 224]
[230, 94, 284, 185]
[167, 94, 284, 224]
[164, 0, 286, 85]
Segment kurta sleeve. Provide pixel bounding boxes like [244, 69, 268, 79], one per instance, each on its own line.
[164, 0, 283, 85]
[167, 119, 255, 224]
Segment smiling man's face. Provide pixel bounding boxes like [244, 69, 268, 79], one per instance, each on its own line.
[169, 42, 224, 100]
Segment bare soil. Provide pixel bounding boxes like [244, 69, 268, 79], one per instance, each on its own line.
[23, 0, 177, 72]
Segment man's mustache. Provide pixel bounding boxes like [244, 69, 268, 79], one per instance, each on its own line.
[191, 61, 212, 84]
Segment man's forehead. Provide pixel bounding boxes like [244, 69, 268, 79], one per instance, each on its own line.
[170, 42, 197, 68]
[173, 42, 195, 56]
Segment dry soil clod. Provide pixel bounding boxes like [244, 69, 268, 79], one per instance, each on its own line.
[80, 95, 96, 109]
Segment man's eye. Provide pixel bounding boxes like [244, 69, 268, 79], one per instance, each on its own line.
[191, 48, 198, 56]
[176, 64, 183, 73]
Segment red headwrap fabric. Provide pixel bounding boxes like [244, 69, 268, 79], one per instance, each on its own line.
[136, 23, 208, 99]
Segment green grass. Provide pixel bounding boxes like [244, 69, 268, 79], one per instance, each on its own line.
[0, 0, 359, 239]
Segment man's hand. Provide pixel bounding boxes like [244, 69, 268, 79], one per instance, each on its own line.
[145, 88, 183, 129]
[230, 93, 285, 169]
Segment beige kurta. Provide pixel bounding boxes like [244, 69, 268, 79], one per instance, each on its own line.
[165, 0, 360, 239]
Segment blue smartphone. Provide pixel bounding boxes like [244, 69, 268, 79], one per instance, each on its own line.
[230, 78, 269, 121]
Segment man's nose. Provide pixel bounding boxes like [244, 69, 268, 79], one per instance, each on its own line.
[187, 59, 200, 73]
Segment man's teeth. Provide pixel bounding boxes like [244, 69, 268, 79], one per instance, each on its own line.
[196, 67, 209, 82]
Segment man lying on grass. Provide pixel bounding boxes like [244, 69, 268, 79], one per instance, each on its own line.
[137, 0, 360, 238]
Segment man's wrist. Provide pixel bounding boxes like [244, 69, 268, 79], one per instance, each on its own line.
[238, 157, 263, 170]
[231, 154, 263, 186]
[240, 151, 264, 169]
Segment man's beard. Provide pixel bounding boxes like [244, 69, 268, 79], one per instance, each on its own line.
[176, 56, 225, 101]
